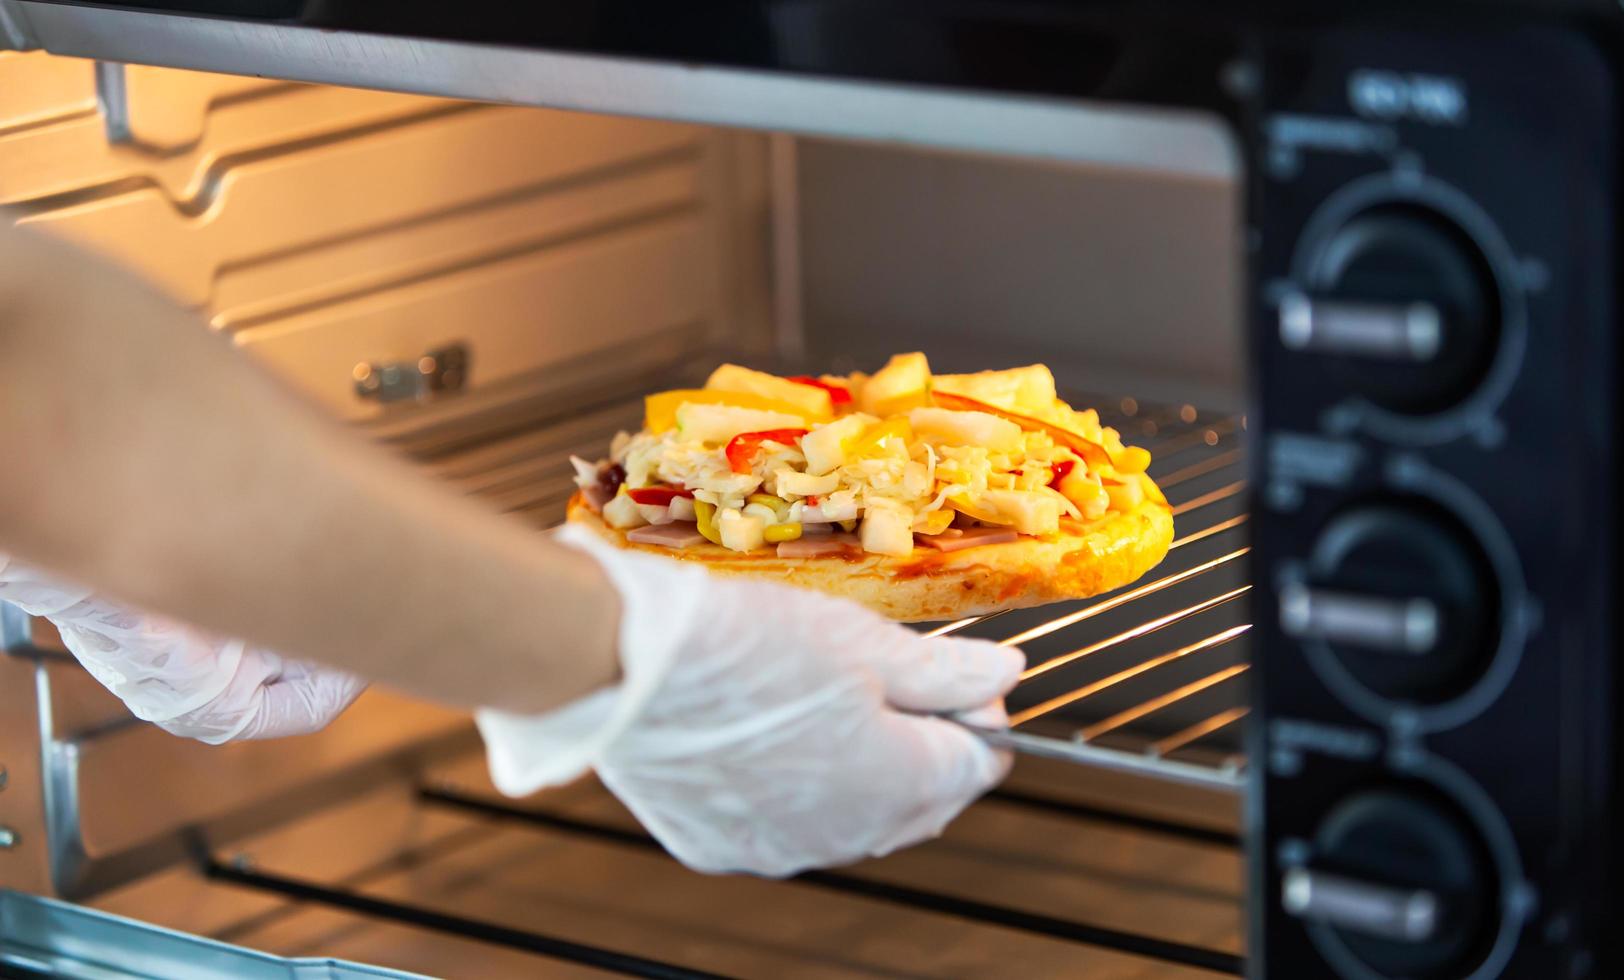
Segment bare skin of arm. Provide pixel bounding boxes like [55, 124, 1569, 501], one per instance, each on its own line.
[0, 220, 620, 716]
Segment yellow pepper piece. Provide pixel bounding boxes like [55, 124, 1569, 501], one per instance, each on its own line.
[913, 508, 955, 536]
[746, 493, 792, 521]
[1112, 445, 1152, 475]
[644, 389, 812, 433]
[693, 499, 724, 546]
[764, 522, 803, 543]
[948, 494, 1015, 526]
[848, 416, 914, 458]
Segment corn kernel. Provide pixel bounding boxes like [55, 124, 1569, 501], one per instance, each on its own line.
[764, 522, 803, 543]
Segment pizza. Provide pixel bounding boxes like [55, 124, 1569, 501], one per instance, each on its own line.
[567, 353, 1173, 622]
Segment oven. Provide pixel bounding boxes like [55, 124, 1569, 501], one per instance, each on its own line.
[0, 2, 1616, 978]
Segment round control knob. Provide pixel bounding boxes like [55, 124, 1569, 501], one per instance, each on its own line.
[1282, 502, 1499, 706]
[1283, 204, 1501, 415]
[1287, 790, 1495, 978]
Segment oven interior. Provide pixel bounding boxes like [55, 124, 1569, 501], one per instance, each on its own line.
[0, 50, 1252, 978]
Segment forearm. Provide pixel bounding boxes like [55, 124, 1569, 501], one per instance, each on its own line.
[0, 221, 619, 715]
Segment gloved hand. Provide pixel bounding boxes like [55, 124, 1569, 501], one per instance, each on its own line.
[0, 554, 366, 743]
[476, 524, 1024, 877]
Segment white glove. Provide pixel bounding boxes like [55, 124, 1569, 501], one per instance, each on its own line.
[476, 525, 1024, 877]
[0, 554, 366, 743]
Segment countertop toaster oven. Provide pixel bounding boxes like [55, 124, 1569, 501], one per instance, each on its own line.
[0, 2, 1618, 978]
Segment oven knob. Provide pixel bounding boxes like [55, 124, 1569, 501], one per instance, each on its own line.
[1282, 502, 1498, 706]
[1286, 790, 1494, 978]
[1282, 205, 1499, 415]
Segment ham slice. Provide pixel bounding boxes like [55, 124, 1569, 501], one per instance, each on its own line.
[627, 523, 705, 548]
[918, 526, 1019, 552]
[582, 484, 612, 513]
[777, 532, 860, 558]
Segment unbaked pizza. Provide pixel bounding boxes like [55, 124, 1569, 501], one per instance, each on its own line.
[568, 354, 1173, 622]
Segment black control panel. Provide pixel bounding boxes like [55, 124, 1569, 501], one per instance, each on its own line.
[1249, 24, 1618, 980]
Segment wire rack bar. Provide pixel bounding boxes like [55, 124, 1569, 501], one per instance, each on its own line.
[998, 549, 1249, 649]
[1151, 707, 1250, 758]
[1020, 586, 1250, 682]
[415, 788, 1245, 976]
[1008, 625, 1251, 726]
[1076, 663, 1251, 742]
[431, 392, 1254, 791]
[205, 859, 735, 980]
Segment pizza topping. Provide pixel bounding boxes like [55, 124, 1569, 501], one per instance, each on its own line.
[626, 486, 694, 506]
[627, 523, 707, 548]
[581, 483, 612, 513]
[718, 507, 768, 552]
[726, 429, 808, 474]
[763, 522, 803, 543]
[918, 526, 1020, 552]
[786, 375, 853, 406]
[599, 355, 1154, 555]
[692, 499, 725, 547]
[705, 364, 835, 421]
[644, 389, 808, 433]
[601, 490, 646, 530]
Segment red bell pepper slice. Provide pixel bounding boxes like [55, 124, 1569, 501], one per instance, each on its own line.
[725, 428, 809, 474]
[626, 485, 695, 506]
[1048, 458, 1076, 489]
[787, 375, 853, 406]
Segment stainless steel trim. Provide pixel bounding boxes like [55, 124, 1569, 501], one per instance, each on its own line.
[93, 60, 129, 143]
[14, 2, 1239, 179]
[0, 889, 428, 978]
[1279, 583, 1439, 656]
[962, 723, 1244, 791]
[0, 0, 37, 50]
[768, 133, 805, 361]
[1278, 292, 1443, 362]
[1282, 867, 1440, 943]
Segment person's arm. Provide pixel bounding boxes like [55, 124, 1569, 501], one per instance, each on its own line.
[0, 219, 619, 716]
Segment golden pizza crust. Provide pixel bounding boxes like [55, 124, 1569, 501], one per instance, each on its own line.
[565, 486, 1174, 623]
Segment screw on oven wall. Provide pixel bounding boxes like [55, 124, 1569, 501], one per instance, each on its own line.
[0, 826, 16, 849]
[0, 763, 7, 791]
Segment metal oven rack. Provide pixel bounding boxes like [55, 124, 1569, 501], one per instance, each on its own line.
[211, 385, 1252, 980]
[399, 385, 1251, 795]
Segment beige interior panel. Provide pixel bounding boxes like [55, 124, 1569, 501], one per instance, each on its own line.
[7, 53, 771, 428]
[20, 105, 702, 304]
[0, 83, 446, 205]
[122, 64, 287, 150]
[73, 689, 469, 860]
[0, 50, 95, 133]
[210, 155, 702, 330]
[235, 217, 710, 418]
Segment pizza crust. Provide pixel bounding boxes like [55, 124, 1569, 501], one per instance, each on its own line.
[564, 487, 1174, 623]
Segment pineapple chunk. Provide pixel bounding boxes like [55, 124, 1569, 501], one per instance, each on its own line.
[933, 364, 1057, 416]
[602, 491, 648, 530]
[675, 403, 806, 444]
[860, 500, 915, 556]
[859, 352, 932, 416]
[977, 490, 1061, 536]
[1105, 478, 1145, 512]
[705, 364, 833, 421]
[718, 508, 767, 552]
[907, 407, 1023, 453]
[800, 414, 873, 475]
